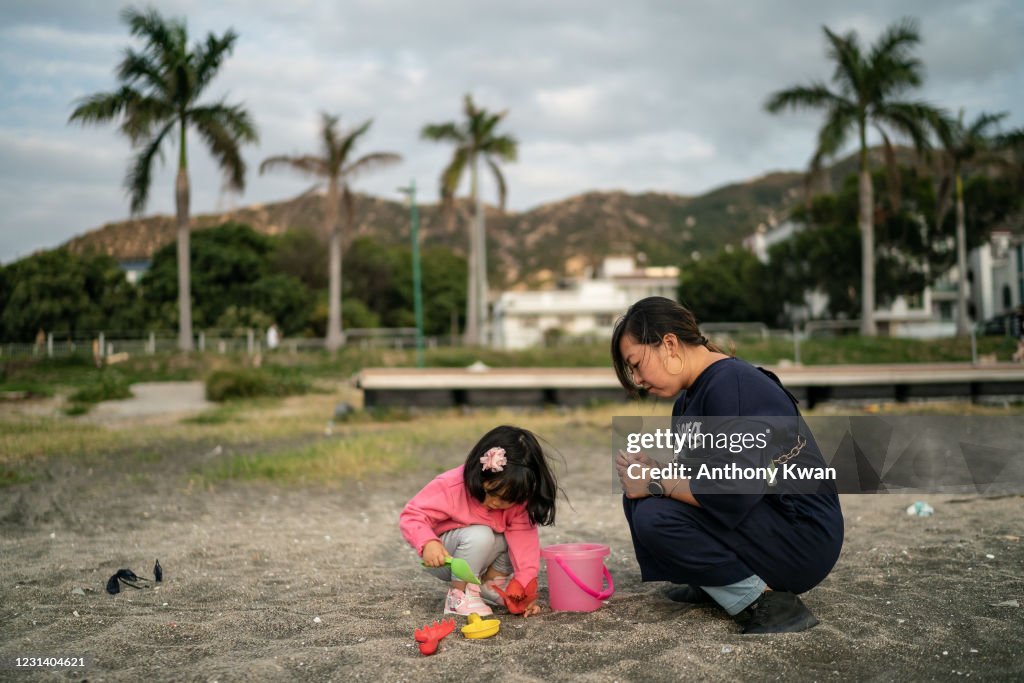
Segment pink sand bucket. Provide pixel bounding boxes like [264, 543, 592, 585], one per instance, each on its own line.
[541, 543, 614, 612]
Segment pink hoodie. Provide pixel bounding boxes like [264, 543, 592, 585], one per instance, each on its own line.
[399, 466, 540, 585]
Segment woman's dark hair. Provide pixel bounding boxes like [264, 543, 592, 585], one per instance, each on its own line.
[610, 296, 724, 398]
[463, 425, 559, 526]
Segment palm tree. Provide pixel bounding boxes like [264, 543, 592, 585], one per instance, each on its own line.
[934, 110, 1008, 336]
[422, 95, 518, 345]
[260, 114, 401, 352]
[69, 7, 257, 351]
[765, 18, 940, 336]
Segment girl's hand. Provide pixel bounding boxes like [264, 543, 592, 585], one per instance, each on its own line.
[521, 601, 542, 618]
[421, 540, 448, 567]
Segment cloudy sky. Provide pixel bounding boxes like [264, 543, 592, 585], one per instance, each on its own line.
[1, 0, 1022, 263]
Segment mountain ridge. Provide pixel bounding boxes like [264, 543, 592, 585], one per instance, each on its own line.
[64, 147, 900, 287]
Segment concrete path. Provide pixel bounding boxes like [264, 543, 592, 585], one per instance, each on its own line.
[86, 381, 212, 423]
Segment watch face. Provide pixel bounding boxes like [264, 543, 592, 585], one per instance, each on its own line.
[647, 479, 665, 497]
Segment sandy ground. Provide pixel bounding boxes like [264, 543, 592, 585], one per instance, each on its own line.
[1, 400, 1023, 681]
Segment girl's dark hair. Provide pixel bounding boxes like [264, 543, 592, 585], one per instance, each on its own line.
[463, 425, 559, 526]
[610, 296, 724, 398]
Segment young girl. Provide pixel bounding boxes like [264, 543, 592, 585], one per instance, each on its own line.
[399, 425, 559, 617]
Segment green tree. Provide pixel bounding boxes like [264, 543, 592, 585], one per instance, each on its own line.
[934, 110, 1009, 335]
[768, 168, 942, 320]
[678, 248, 782, 325]
[141, 223, 313, 335]
[270, 228, 328, 291]
[765, 18, 941, 336]
[422, 94, 518, 345]
[68, 6, 258, 352]
[343, 238, 467, 336]
[0, 250, 140, 341]
[260, 113, 401, 352]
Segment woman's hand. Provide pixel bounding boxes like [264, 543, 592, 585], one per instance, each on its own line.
[421, 540, 448, 567]
[615, 450, 659, 499]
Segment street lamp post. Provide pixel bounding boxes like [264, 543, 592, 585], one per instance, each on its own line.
[398, 180, 425, 368]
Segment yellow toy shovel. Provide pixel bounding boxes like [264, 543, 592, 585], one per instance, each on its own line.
[423, 556, 481, 584]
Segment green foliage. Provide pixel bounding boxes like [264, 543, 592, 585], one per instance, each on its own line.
[67, 370, 133, 404]
[271, 229, 328, 290]
[768, 167, 956, 318]
[205, 367, 311, 402]
[141, 223, 314, 334]
[343, 237, 466, 335]
[679, 248, 783, 324]
[0, 249, 140, 341]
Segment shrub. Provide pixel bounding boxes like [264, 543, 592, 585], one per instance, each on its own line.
[67, 370, 133, 404]
[205, 367, 311, 402]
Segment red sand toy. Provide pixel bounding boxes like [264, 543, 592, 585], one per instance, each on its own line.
[413, 617, 456, 655]
[492, 577, 538, 615]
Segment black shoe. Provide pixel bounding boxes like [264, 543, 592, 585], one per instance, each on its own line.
[737, 591, 818, 634]
[665, 584, 715, 604]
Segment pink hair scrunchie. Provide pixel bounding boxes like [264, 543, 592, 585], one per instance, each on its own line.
[480, 447, 507, 472]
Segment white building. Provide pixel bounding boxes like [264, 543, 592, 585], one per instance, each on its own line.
[491, 256, 680, 349]
[743, 222, 1023, 338]
[968, 231, 1024, 322]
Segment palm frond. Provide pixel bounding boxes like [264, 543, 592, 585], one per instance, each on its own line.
[192, 29, 238, 97]
[343, 152, 402, 181]
[68, 87, 141, 125]
[874, 100, 940, 153]
[336, 119, 373, 170]
[125, 119, 175, 214]
[120, 7, 179, 57]
[482, 133, 518, 162]
[189, 102, 257, 192]
[462, 93, 478, 120]
[967, 111, 1008, 139]
[259, 154, 327, 178]
[485, 156, 508, 211]
[117, 47, 168, 94]
[868, 17, 920, 65]
[440, 146, 469, 206]
[931, 108, 960, 151]
[119, 95, 175, 144]
[320, 112, 341, 166]
[193, 102, 258, 143]
[823, 26, 863, 96]
[814, 105, 856, 161]
[477, 110, 508, 144]
[764, 83, 850, 114]
[421, 121, 464, 143]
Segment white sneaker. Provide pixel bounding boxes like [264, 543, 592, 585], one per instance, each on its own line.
[444, 584, 493, 616]
[479, 575, 512, 605]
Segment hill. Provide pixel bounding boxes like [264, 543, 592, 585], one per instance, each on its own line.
[63, 147, 904, 288]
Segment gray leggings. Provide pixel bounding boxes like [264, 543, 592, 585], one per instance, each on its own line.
[423, 525, 514, 582]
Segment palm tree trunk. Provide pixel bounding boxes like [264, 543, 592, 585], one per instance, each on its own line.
[325, 179, 344, 352]
[954, 173, 970, 337]
[858, 131, 878, 337]
[464, 158, 480, 345]
[175, 120, 194, 352]
[474, 157, 489, 345]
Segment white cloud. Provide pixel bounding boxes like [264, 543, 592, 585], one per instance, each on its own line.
[0, 0, 1022, 263]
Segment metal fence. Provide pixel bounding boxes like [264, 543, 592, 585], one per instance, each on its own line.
[0, 328, 449, 360]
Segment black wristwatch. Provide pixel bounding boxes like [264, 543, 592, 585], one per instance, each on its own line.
[647, 476, 665, 497]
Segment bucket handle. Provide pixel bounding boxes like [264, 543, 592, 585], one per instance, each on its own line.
[554, 556, 614, 600]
